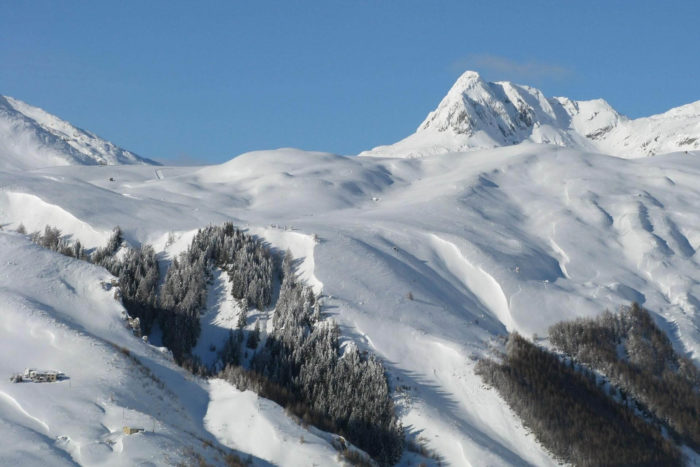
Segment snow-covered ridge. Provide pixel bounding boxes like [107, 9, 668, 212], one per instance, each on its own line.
[0, 95, 157, 171]
[361, 70, 700, 158]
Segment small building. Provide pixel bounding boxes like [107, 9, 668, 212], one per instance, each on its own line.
[10, 368, 65, 383]
[26, 368, 60, 382]
[123, 426, 144, 435]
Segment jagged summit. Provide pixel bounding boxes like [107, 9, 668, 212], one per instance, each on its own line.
[361, 71, 700, 158]
[416, 70, 597, 141]
[0, 95, 157, 171]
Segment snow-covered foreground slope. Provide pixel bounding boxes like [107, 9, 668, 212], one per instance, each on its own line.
[0, 232, 222, 465]
[1, 144, 699, 465]
[0, 232, 356, 466]
[0, 96, 156, 171]
[361, 71, 700, 158]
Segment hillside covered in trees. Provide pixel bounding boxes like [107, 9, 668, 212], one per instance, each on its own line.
[23, 222, 403, 465]
[477, 304, 700, 466]
[549, 304, 700, 450]
[476, 332, 682, 466]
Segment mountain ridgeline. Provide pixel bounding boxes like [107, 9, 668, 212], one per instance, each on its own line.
[0, 95, 157, 170]
[4, 69, 700, 172]
[361, 70, 700, 158]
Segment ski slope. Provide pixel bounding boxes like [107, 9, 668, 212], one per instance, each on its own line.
[1, 140, 699, 465]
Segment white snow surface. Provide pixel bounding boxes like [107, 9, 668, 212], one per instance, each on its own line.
[2, 75, 700, 465]
[361, 70, 700, 159]
[205, 379, 344, 466]
[2, 141, 700, 465]
[0, 231, 357, 466]
[0, 233, 230, 466]
[0, 96, 156, 171]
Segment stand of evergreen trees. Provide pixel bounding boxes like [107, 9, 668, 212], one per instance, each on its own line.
[25, 223, 403, 465]
[159, 223, 273, 360]
[549, 303, 700, 450]
[90, 227, 162, 341]
[476, 332, 682, 466]
[219, 254, 404, 465]
[26, 223, 272, 362]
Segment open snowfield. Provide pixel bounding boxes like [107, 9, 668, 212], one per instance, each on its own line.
[2, 140, 700, 465]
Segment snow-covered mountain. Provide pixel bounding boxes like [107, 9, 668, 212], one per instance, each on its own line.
[361, 70, 700, 158]
[0, 95, 157, 171]
[1, 77, 700, 465]
[2, 144, 700, 465]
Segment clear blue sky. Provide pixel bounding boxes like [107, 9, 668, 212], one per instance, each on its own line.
[1, 1, 699, 164]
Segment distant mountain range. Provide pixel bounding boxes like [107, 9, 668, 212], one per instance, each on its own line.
[2, 71, 699, 171]
[361, 70, 700, 158]
[0, 95, 157, 171]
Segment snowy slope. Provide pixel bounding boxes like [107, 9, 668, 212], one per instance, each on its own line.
[0, 232, 227, 465]
[0, 96, 156, 171]
[2, 142, 699, 465]
[360, 71, 700, 158]
[0, 232, 366, 466]
[1, 73, 700, 465]
[597, 100, 700, 157]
